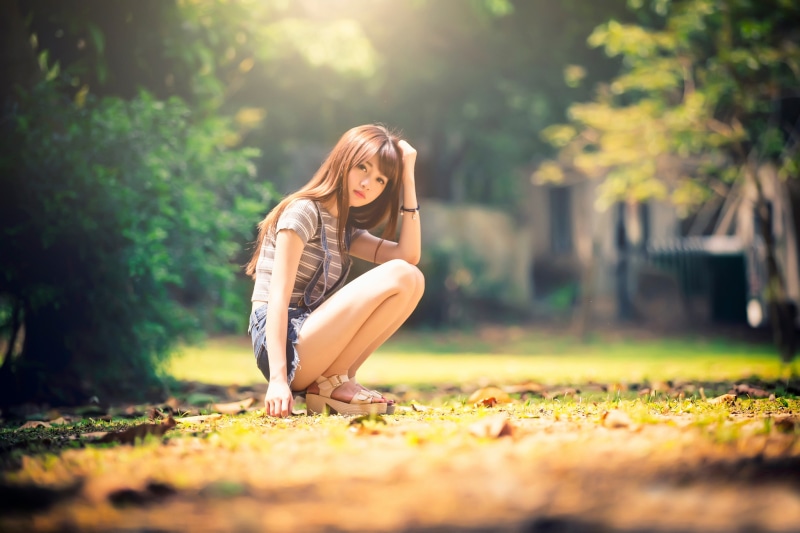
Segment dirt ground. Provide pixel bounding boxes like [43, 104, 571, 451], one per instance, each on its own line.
[1, 378, 799, 533]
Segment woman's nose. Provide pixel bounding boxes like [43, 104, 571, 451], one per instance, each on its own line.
[361, 178, 369, 189]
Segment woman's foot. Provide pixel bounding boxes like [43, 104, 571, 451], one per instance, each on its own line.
[306, 377, 387, 405]
[305, 375, 388, 415]
[351, 380, 396, 414]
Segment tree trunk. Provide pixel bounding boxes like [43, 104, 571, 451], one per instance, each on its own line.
[749, 163, 796, 363]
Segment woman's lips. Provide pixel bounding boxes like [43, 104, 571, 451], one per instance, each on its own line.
[354, 190, 366, 200]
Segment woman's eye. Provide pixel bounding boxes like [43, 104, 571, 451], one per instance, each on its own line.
[359, 164, 367, 172]
[377, 178, 386, 185]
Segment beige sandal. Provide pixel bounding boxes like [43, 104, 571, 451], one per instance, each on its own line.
[306, 375, 388, 415]
[364, 388, 396, 415]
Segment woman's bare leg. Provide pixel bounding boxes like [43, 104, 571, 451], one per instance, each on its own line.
[346, 267, 424, 378]
[291, 260, 424, 402]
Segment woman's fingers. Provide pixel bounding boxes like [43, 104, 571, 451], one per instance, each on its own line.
[264, 393, 293, 417]
[398, 139, 416, 159]
[281, 397, 291, 418]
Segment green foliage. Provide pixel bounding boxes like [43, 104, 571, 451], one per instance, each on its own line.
[0, 83, 273, 405]
[541, 0, 800, 211]
[412, 244, 517, 327]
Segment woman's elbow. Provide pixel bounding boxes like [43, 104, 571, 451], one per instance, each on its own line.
[405, 251, 421, 266]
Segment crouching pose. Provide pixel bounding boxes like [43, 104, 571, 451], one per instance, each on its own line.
[245, 124, 424, 417]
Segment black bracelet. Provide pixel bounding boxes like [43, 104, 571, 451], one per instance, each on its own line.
[400, 204, 420, 220]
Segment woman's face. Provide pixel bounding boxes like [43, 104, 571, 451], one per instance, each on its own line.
[346, 154, 389, 207]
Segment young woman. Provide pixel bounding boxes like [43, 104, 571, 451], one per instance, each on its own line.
[245, 124, 424, 417]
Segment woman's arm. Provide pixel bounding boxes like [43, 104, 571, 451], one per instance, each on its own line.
[351, 140, 421, 265]
[263, 229, 304, 417]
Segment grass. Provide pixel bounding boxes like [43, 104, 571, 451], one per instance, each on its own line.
[4, 327, 800, 532]
[167, 326, 791, 388]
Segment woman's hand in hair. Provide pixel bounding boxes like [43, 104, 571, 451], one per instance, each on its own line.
[398, 140, 417, 183]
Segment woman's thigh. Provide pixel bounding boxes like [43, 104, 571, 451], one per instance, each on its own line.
[301, 260, 421, 336]
[292, 260, 422, 378]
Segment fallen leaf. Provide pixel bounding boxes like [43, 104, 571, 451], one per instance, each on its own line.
[601, 409, 634, 429]
[608, 383, 629, 393]
[468, 387, 512, 405]
[707, 394, 736, 405]
[108, 481, 176, 508]
[468, 414, 515, 439]
[349, 413, 387, 426]
[411, 403, 429, 412]
[49, 417, 70, 425]
[212, 397, 255, 415]
[96, 416, 177, 444]
[479, 397, 498, 408]
[18, 421, 51, 430]
[348, 413, 387, 435]
[730, 384, 770, 398]
[503, 382, 546, 395]
[544, 388, 579, 399]
[651, 381, 672, 393]
[73, 431, 110, 441]
[163, 397, 181, 411]
[773, 416, 799, 434]
[175, 414, 223, 424]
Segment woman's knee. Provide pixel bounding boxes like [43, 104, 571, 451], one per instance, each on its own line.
[382, 259, 424, 298]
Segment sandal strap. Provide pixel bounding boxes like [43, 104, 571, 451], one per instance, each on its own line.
[349, 389, 377, 404]
[313, 375, 377, 405]
[316, 374, 349, 398]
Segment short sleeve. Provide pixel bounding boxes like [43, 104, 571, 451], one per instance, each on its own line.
[276, 200, 318, 245]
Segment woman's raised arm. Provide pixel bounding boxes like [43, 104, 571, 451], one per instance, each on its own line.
[351, 140, 421, 265]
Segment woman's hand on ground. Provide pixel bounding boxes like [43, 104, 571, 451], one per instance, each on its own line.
[264, 381, 294, 417]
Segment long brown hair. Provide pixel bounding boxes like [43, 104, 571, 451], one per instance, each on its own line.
[245, 124, 403, 278]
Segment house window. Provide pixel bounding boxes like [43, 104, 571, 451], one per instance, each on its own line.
[549, 186, 573, 254]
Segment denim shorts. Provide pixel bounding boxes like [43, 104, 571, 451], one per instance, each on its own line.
[248, 304, 310, 385]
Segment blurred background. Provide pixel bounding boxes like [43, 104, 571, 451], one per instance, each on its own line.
[2, 0, 799, 405]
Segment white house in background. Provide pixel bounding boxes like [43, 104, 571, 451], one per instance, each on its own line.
[526, 173, 681, 325]
[525, 163, 800, 328]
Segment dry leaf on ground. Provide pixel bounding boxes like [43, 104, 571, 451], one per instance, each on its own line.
[601, 409, 636, 429]
[212, 398, 255, 415]
[17, 421, 51, 430]
[773, 416, 799, 433]
[468, 414, 516, 438]
[708, 394, 737, 405]
[731, 384, 770, 398]
[468, 387, 512, 406]
[175, 414, 223, 425]
[93, 416, 177, 445]
[502, 382, 546, 395]
[544, 387, 579, 399]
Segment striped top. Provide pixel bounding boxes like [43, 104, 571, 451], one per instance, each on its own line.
[251, 199, 365, 306]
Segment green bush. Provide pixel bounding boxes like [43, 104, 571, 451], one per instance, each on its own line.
[0, 85, 273, 406]
[410, 243, 513, 327]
